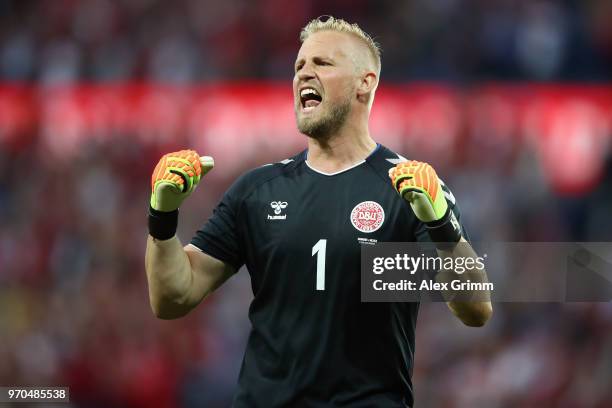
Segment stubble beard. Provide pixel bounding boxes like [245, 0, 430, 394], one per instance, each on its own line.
[296, 97, 351, 140]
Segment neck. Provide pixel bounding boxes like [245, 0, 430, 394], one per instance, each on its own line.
[306, 115, 377, 174]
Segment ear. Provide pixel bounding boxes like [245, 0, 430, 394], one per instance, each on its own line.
[356, 71, 377, 103]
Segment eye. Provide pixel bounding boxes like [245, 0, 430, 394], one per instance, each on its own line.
[313, 57, 332, 66]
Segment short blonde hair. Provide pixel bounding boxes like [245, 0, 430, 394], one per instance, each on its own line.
[300, 16, 381, 76]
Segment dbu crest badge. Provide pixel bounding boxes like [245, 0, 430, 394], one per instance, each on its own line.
[350, 201, 385, 233]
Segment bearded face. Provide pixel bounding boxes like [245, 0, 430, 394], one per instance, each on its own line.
[293, 31, 360, 140]
[295, 86, 352, 139]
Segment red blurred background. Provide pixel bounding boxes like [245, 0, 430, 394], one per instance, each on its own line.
[1, 0, 611, 407]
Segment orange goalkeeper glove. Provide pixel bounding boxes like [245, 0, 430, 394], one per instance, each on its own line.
[389, 160, 447, 223]
[148, 150, 214, 240]
[150, 149, 214, 212]
[389, 160, 461, 247]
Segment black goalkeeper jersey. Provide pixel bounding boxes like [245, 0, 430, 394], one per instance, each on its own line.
[190, 144, 465, 408]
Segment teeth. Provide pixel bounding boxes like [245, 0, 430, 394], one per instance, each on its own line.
[300, 88, 319, 97]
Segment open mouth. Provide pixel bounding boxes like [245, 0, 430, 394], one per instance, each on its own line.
[300, 87, 322, 112]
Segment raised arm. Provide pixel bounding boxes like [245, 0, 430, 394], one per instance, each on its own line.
[144, 150, 233, 319]
[145, 237, 234, 319]
[389, 160, 492, 327]
[435, 238, 492, 326]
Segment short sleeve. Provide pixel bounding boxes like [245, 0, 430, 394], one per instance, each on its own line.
[415, 178, 470, 243]
[190, 177, 246, 270]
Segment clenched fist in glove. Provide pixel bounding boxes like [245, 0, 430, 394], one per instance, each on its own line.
[150, 149, 214, 212]
[389, 160, 461, 248]
[148, 149, 214, 240]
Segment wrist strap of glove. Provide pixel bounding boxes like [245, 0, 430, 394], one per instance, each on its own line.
[148, 206, 178, 240]
[425, 207, 462, 250]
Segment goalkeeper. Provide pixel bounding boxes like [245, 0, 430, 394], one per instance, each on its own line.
[145, 16, 491, 408]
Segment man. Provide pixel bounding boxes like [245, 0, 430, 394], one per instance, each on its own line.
[145, 16, 492, 407]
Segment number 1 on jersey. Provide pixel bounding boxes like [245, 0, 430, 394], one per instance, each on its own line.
[312, 239, 327, 291]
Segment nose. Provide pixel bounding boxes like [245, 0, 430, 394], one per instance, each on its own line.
[296, 61, 315, 82]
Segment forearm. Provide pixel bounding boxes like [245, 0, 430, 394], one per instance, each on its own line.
[436, 237, 493, 326]
[145, 150, 220, 319]
[388, 161, 492, 326]
[145, 235, 196, 319]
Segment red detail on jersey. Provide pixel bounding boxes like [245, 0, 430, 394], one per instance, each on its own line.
[350, 201, 385, 233]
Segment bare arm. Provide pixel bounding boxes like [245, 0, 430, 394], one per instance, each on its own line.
[436, 237, 493, 327]
[388, 161, 492, 326]
[145, 235, 235, 319]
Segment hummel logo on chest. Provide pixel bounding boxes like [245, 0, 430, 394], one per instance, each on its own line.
[268, 201, 288, 220]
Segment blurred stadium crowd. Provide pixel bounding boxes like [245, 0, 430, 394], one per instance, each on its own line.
[1, 1, 612, 407]
[0, 0, 611, 82]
